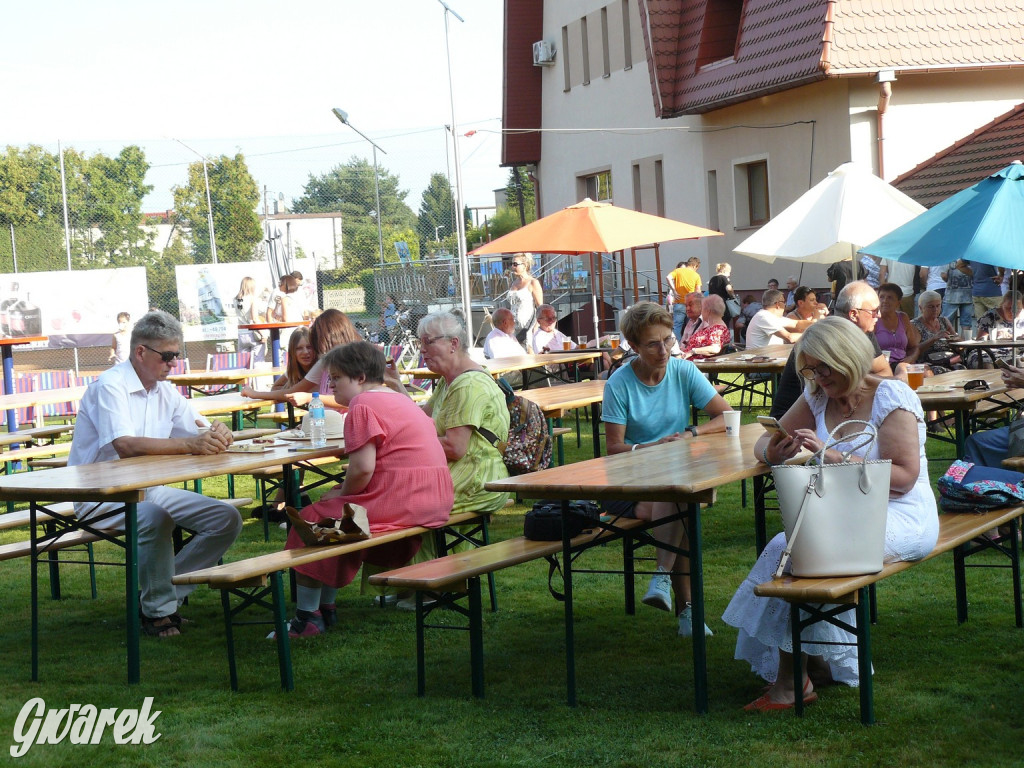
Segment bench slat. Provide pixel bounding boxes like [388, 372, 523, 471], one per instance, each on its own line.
[173, 510, 488, 589]
[370, 518, 648, 591]
[755, 507, 1024, 602]
[0, 497, 253, 561]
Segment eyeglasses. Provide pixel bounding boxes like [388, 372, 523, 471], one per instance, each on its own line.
[964, 379, 990, 391]
[511, 261, 524, 267]
[641, 337, 675, 354]
[142, 344, 182, 363]
[419, 335, 449, 347]
[854, 307, 881, 318]
[799, 363, 833, 380]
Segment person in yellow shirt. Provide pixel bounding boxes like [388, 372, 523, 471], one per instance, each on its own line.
[666, 258, 703, 341]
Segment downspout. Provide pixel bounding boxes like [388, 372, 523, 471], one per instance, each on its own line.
[876, 70, 896, 178]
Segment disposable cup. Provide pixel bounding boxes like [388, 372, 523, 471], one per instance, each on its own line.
[562, 340, 572, 351]
[723, 410, 741, 437]
[906, 364, 926, 391]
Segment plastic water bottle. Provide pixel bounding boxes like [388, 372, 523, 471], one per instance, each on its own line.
[309, 392, 327, 448]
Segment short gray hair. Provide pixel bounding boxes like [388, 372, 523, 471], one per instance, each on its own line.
[130, 310, 182, 348]
[835, 280, 876, 316]
[702, 294, 725, 317]
[918, 290, 943, 308]
[417, 310, 470, 350]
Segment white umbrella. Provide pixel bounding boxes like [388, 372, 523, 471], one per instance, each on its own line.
[734, 162, 926, 264]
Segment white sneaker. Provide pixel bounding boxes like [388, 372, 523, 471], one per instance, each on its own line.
[642, 567, 673, 612]
[677, 604, 713, 637]
[396, 596, 437, 612]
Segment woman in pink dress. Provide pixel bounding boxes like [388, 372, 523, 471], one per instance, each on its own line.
[278, 341, 454, 637]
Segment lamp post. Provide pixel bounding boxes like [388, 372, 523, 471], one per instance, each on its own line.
[173, 138, 218, 264]
[435, 224, 445, 242]
[435, 0, 473, 339]
[332, 108, 386, 265]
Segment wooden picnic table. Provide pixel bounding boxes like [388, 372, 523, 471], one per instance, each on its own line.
[402, 350, 604, 387]
[192, 392, 279, 430]
[519, 379, 606, 460]
[916, 368, 1015, 457]
[168, 367, 285, 396]
[692, 345, 791, 406]
[0, 436, 347, 685]
[238, 322, 307, 369]
[485, 421, 777, 713]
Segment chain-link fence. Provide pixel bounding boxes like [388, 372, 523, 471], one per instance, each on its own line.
[0, 131, 503, 374]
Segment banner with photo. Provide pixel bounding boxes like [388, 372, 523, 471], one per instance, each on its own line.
[175, 260, 317, 342]
[0, 267, 149, 349]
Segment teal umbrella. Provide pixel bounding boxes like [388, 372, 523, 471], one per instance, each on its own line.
[860, 161, 1024, 268]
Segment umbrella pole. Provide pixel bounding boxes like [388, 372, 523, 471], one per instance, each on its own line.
[590, 253, 600, 342]
[631, 247, 640, 304]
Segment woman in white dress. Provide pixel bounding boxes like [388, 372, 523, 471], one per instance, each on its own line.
[234, 276, 265, 363]
[724, 316, 938, 711]
[508, 253, 544, 342]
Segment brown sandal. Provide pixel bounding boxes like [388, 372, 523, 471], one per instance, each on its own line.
[140, 611, 182, 638]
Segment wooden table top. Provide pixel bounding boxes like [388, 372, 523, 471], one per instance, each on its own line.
[486, 422, 775, 503]
[951, 338, 1024, 348]
[192, 392, 276, 416]
[402, 350, 604, 379]
[0, 437, 347, 503]
[0, 385, 87, 411]
[0, 335, 47, 347]
[0, 424, 74, 448]
[518, 379, 606, 417]
[168, 367, 284, 386]
[692, 345, 792, 374]
[914, 368, 1009, 408]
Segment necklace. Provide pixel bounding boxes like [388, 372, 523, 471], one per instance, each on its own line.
[834, 390, 863, 419]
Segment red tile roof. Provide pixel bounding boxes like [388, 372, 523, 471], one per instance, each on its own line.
[640, 0, 1024, 115]
[892, 102, 1024, 207]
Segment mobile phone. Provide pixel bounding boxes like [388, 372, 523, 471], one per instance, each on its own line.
[756, 415, 789, 438]
[995, 358, 1013, 370]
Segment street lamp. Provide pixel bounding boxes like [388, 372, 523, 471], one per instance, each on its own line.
[173, 138, 218, 264]
[435, 224, 445, 242]
[435, 0, 473, 338]
[332, 108, 386, 265]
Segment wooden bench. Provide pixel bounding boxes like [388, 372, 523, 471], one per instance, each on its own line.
[171, 509, 494, 692]
[753, 506, 1024, 724]
[368, 513, 671, 700]
[1, 497, 254, 601]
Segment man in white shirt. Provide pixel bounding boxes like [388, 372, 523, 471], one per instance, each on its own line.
[745, 289, 816, 348]
[680, 292, 704, 344]
[68, 310, 242, 638]
[527, 304, 574, 353]
[483, 307, 527, 359]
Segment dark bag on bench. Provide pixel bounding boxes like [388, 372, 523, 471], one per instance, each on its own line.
[524, 499, 601, 540]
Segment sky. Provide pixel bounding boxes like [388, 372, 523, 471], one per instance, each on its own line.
[3, 0, 507, 219]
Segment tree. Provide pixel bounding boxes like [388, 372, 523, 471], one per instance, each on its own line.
[504, 166, 536, 227]
[172, 152, 262, 263]
[292, 157, 416, 278]
[416, 172, 455, 254]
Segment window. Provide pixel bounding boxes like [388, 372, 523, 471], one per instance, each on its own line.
[579, 170, 613, 202]
[622, 0, 632, 69]
[631, 158, 665, 215]
[696, 0, 744, 68]
[601, 7, 611, 78]
[706, 170, 720, 231]
[734, 159, 770, 227]
[581, 16, 591, 85]
[562, 25, 571, 92]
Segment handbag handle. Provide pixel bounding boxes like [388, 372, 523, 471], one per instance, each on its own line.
[806, 419, 878, 497]
[774, 418, 878, 577]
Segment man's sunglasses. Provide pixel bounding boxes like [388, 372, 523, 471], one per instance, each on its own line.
[963, 379, 989, 391]
[142, 344, 182, 363]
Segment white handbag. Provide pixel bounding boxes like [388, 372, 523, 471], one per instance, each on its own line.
[772, 419, 891, 578]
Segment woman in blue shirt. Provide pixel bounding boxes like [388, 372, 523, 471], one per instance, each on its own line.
[603, 301, 732, 637]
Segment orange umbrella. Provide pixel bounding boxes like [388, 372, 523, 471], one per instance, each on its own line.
[470, 198, 721, 255]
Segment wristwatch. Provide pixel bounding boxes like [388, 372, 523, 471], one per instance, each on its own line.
[686, 425, 699, 438]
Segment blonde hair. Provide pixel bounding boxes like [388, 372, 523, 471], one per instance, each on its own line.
[512, 252, 534, 271]
[715, 262, 731, 274]
[620, 301, 672, 347]
[794, 316, 874, 397]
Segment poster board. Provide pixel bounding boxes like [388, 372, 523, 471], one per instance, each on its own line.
[0, 267, 149, 349]
[175, 260, 317, 342]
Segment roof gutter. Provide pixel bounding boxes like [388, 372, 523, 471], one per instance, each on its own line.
[819, 0, 836, 75]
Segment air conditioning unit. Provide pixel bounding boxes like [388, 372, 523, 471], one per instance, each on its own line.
[532, 40, 556, 66]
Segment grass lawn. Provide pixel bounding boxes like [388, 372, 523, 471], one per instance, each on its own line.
[1, 386, 1023, 767]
